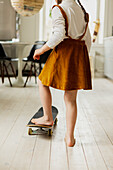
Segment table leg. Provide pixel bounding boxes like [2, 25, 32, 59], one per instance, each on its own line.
[13, 46, 25, 87]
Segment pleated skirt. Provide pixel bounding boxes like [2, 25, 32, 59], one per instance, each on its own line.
[38, 39, 92, 91]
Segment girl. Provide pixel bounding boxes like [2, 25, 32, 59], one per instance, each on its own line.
[31, 0, 92, 147]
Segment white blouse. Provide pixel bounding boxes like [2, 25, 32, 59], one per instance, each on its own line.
[46, 0, 91, 53]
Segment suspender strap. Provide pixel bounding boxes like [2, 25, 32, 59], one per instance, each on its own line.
[79, 21, 88, 40]
[52, 5, 89, 40]
[52, 5, 70, 38]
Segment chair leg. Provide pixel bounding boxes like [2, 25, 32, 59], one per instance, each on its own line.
[3, 62, 12, 87]
[29, 63, 32, 81]
[0, 62, 5, 84]
[0, 62, 1, 77]
[39, 63, 42, 74]
[9, 62, 16, 78]
[0, 62, 4, 84]
[24, 64, 33, 87]
[34, 63, 37, 84]
[23, 63, 28, 73]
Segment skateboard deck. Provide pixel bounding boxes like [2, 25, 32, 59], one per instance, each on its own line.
[27, 106, 58, 136]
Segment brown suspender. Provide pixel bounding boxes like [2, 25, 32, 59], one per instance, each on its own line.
[52, 5, 70, 38]
[52, 5, 89, 40]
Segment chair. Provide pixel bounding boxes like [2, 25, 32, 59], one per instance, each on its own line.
[23, 41, 52, 87]
[0, 43, 16, 87]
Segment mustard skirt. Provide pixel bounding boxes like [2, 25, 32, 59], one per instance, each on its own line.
[38, 39, 92, 91]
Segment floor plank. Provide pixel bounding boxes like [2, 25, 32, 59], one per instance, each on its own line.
[67, 130, 88, 170]
[50, 88, 69, 170]
[29, 136, 51, 170]
[0, 78, 113, 170]
[77, 108, 107, 170]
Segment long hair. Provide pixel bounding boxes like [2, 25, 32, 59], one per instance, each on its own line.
[77, 0, 89, 22]
[57, 0, 86, 10]
[57, 0, 62, 4]
[77, 0, 86, 15]
[57, 0, 88, 22]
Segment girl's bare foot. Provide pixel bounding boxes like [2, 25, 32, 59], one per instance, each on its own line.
[31, 116, 53, 126]
[64, 134, 76, 147]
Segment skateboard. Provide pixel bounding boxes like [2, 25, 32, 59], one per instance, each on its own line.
[27, 106, 58, 136]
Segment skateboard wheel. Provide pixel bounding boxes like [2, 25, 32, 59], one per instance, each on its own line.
[54, 118, 58, 125]
[28, 128, 33, 135]
[48, 129, 52, 136]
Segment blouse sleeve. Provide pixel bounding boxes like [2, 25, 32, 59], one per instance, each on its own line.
[46, 6, 66, 49]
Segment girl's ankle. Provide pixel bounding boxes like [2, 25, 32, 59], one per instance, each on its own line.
[44, 115, 53, 121]
[65, 132, 74, 139]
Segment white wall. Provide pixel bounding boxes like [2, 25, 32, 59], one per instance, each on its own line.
[104, 0, 113, 37]
[19, 13, 39, 42]
[39, 0, 53, 41]
[82, 0, 97, 37]
[0, 0, 16, 40]
[107, 0, 113, 36]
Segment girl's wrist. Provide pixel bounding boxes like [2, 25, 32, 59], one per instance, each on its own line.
[41, 44, 51, 54]
[40, 48, 44, 54]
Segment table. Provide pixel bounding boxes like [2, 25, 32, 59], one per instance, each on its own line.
[0, 41, 33, 86]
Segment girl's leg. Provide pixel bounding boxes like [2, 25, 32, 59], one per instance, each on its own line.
[31, 78, 53, 125]
[64, 90, 78, 147]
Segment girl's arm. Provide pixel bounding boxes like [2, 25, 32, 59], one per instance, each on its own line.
[46, 6, 66, 49]
[33, 44, 51, 60]
[33, 6, 65, 60]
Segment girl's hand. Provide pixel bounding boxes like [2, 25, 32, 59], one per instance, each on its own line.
[33, 48, 44, 60]
[33, 44, 51, 60]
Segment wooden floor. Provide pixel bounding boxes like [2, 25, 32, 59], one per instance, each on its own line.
[0, 78, 113, 170]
